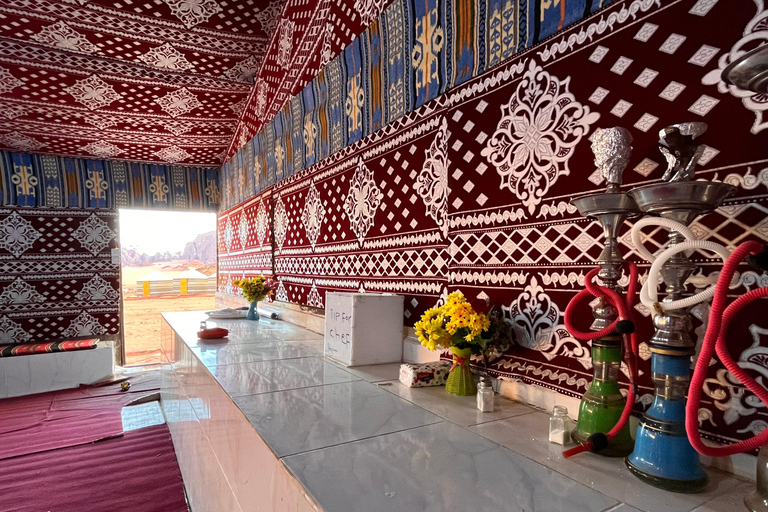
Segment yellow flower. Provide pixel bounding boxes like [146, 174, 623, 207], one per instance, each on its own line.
[446, 291, 466, 307]
[235, 276, 273, 302]
[421, 307, 441, 323]
[416, 294, 490, 350]
[416, 316, 448, 351]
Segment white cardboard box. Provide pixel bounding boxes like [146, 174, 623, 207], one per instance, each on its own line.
[324, 292, 404, 366]
[402, 336, 441, 363]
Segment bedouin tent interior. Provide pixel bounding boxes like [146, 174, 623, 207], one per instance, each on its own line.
[0, 0, 767, 511]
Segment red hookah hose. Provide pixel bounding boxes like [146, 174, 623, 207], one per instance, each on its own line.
[686, 241, 768, 457]
[562, 263, 640, 458]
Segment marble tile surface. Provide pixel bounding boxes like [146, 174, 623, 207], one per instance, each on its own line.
[691, 479, 755, 511]
[161, 311, 755, 512]
[234, 380, 443, 456]
[191, 341, 320, 368]
[283, 422, 618, 512]
[163, 311, 324, 348]
[209, 357, 360, 397]
[379, 379, 534, 427]
[162, 385, 245, 512]
[328, 362, 402, 382]
[121, 401, 165, 431]
[179, 358, 309, 512]
[469, 411, 746, 512]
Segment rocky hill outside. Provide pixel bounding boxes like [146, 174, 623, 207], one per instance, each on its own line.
[181, 232, 216, 264]
[121, 231, 216, 266]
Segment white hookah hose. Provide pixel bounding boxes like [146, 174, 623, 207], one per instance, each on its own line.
[630, 217, 698, 262]
[640, 240, 731, 312]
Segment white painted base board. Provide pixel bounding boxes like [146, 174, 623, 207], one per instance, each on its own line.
[0, 344, 114, 398]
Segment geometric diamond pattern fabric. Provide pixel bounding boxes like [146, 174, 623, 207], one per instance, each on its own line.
[218, 190, 274, 297]
[0, 207, 120, 343]
[0, 0, 278, 166]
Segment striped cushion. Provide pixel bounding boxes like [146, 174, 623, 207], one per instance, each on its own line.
[0, 339, 99, 358]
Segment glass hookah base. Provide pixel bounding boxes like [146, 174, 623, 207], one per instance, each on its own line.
[625, 457, 708, 493]
[571, 429, 634, 457]
[745, 489, 768, 512]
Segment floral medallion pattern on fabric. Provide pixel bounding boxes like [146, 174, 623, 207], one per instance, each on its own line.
[72, 214, 116, 256]
[344, 159, 384, 245]
[163, 0, 223, 28]
[138, 43, 194, 71]
[65, 76, 122, 111]
[481, 60, 600, 215]
[301, 181, 326, 250]
[0, 208, 119, 343]
[276, 19, 296, 69]
[273, 195, 288, 251]
[254, 199, 268, 248]
[702, 2, 768, 134]
[417, 116, 450, 239]
[31, 21, 99, 54]
[0, 212, 42, 257]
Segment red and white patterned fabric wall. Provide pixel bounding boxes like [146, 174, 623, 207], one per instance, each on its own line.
[0, 207, 120, 344]
[270, 111, 450, 315]
[218, 189, 274, 294]
[227, 0, 395, 158]
[218, 0, 768, 446]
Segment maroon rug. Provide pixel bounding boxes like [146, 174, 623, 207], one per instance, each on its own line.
[0, 424, 188, 512]
[0, 379, 159, 460]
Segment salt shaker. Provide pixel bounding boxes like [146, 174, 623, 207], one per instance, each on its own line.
[199, 320, 207, 330]
[549, 405, 571, 445]
[477, 376, 495, 412]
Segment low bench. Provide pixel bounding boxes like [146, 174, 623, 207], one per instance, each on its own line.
[0, 339, 114, 398]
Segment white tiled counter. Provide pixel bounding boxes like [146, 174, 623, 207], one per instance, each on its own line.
[160, 311, 752, 512]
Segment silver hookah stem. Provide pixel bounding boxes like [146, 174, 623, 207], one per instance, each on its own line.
[572, 127, 638, 330]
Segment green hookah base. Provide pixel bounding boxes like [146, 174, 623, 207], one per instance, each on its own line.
[572, 386, 634, 457]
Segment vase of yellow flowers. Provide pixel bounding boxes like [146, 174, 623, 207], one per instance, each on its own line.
[414, 292, 490, 396]
[233, 276, 274, 321]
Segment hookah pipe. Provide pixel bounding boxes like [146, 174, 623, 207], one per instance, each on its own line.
[561, 126, 643, 458]
[562, 263, 641, 457]
[686, 240, 768, 456]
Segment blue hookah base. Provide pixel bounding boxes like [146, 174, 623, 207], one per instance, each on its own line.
[625, 353, 708, 493]
[626, 455, 708, 494]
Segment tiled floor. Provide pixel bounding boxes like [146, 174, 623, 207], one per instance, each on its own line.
[160, 311, 755, 512]
[121, 401, 165, 432]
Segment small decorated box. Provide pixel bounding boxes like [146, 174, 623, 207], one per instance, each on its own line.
[399, 361, 452, 388]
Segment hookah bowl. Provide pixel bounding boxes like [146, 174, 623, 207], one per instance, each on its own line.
[569, 191, 640, 456]
[625, 180, 735, 492]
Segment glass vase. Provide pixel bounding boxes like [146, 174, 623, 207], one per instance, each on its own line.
[445, 346, 476, 396]
[247, 301, 260, 321]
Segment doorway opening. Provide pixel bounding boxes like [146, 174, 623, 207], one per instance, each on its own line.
[119, 209, 217, 366]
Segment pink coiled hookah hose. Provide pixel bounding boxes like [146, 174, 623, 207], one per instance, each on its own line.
[561, 262, 641, 458]
[686, 241, 768, 456]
